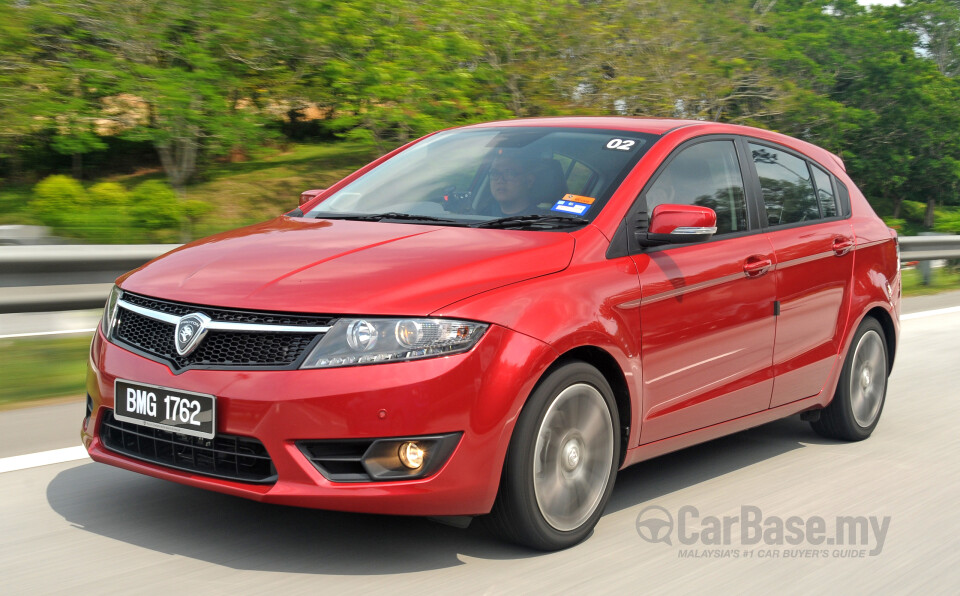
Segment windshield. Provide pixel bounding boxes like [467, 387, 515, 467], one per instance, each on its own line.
[305, 127, 656, 228]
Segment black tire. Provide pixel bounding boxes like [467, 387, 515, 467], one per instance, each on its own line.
[812, 317, 889, 441]
[484, 361, 620, 550]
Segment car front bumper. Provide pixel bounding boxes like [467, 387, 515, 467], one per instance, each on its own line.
[82, 323, 556, 516]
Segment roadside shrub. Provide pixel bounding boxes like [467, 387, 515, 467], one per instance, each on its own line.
[129, 180, 183, 240]
[88, 182, 130, 207]
[933, 210, 960, 234]
[882, 217, 906, 232]
[84, 182, 132, 243]
[181, 199, 213, 238]
[182, 199, 214, 222]
[900, 200, 926, 224]
[29, 175, 90, 231]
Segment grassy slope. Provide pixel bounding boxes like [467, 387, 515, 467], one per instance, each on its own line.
[0, 141, 378, 235]
[154, 142, 377, 234]
[0, 335, 91, 406]
[901, 266, 960, 296]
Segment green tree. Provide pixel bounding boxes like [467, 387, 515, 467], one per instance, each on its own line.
[901, 0, 960, 77]
[761, 0, 960, 226]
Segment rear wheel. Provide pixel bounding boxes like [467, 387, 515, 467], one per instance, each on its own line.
[485, 361, 620, 550]
[812, 317, 888, 441]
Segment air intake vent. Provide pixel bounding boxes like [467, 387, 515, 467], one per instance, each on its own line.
[298, 440, 376, 482]
[100, 410, 276, 484]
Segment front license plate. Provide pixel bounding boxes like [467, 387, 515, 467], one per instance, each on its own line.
[114, 379, 216, 439]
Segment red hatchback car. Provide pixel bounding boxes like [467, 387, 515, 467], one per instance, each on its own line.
[83, 118, 900, 550]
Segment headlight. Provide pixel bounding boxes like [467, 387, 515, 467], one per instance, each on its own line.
[101, 285, 122, 337]
[301, 318, 488, 368]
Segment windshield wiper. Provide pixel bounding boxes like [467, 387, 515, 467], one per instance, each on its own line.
[472, 214, 591, 229]
[315, 212, 459, 224]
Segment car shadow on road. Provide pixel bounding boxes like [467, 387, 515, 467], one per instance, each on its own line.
[46, 415, 837, 574]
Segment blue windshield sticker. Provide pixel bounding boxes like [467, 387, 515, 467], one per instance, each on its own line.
[551, 199, 592, 216]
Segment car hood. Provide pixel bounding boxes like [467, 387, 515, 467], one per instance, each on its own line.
[119, 216, 575, 316]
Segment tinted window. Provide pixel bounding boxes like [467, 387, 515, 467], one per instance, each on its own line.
[566, 161, 596, 195]
[307, 127, 654, 225]
[811, 164, 837, 218]
[645, 140, 748, 234]
[837, 180, 851, 217]
[750, 143, 819, 226]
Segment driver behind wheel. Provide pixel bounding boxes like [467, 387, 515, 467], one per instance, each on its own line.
[488, 152, 568, 216]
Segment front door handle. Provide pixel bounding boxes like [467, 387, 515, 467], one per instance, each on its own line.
[833, 236, 854, 256]
[743, 256, 773, 278]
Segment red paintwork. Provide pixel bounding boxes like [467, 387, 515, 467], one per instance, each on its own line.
[648, 204, 717, 235]
[84, 117, 900, 517]
[118, 218, 575, 315]
[766, 222, 855, 407]
[631, 234, 778, 443]
[298, 188, 324, 206]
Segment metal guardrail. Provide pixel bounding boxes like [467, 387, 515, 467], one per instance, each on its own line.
[0, 244, 180, 313]
[0, 236, 956, 314]
[898, 235, 960, 262]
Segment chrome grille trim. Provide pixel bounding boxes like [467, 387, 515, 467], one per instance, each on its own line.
[116, 299, 332, 333]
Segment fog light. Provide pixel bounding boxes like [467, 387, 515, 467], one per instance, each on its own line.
[398, 441, 424, 469]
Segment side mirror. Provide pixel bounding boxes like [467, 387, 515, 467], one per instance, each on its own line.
[634, 204, 717, 247]
[299, 188, 327, 207]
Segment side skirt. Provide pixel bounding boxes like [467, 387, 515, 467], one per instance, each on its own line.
[621, 392, 828, 469]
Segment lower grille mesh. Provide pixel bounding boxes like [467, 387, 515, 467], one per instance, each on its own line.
[100, 410, 276, 484]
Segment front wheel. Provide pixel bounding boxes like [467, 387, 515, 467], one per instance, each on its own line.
[812, 317, 889, 441]
[485, 361, 620, 550]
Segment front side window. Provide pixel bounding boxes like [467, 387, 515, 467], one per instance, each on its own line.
[644, 140, 748, 234]
[750, 143, 819, 226]
[305, 127, 655, 228]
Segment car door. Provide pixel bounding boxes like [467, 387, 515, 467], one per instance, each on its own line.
[626, 138, 778, 444]
[744, 140, 855, 408]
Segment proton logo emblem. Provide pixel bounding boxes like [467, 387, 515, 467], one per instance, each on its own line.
[174, 313, 211, 356]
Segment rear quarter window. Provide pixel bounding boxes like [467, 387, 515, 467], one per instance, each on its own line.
[749, 142, 819, 226]
[811, 164, 838, 218]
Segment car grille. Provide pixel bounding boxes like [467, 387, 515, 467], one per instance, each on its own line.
[121, 293, 336, 327]
[100, 410, 277, 484]
[113, 292, 333, 371]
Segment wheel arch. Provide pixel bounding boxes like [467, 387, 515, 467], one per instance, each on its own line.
[548, 345, 632, 467]
[863, 305, 897, 372]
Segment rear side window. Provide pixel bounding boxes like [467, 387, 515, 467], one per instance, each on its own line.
[645, 140, 748, 234]
[749, 143, 819, 226]
[837, 180, 852, 217]
[811, 164, 838, 218]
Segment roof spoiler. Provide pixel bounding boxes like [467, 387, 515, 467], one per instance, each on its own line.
[827, 151, 846, 172]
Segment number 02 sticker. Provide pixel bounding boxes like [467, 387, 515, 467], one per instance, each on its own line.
[605, 138, 636, 151]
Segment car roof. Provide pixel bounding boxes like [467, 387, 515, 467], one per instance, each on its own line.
[460, 117, 702, 135]
[457, 117, 847, 172]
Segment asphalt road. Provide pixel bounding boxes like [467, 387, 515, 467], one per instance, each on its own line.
[2, 300, 959, 594]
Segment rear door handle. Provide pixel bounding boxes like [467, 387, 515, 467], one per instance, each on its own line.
[743, 256, 773, 278]
[833, 236, 854, 256]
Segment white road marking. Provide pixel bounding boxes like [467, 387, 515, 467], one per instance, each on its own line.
[0, 328, 96, 340]
[0, 446, 89, 473]
[900, 305, 960, 321]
